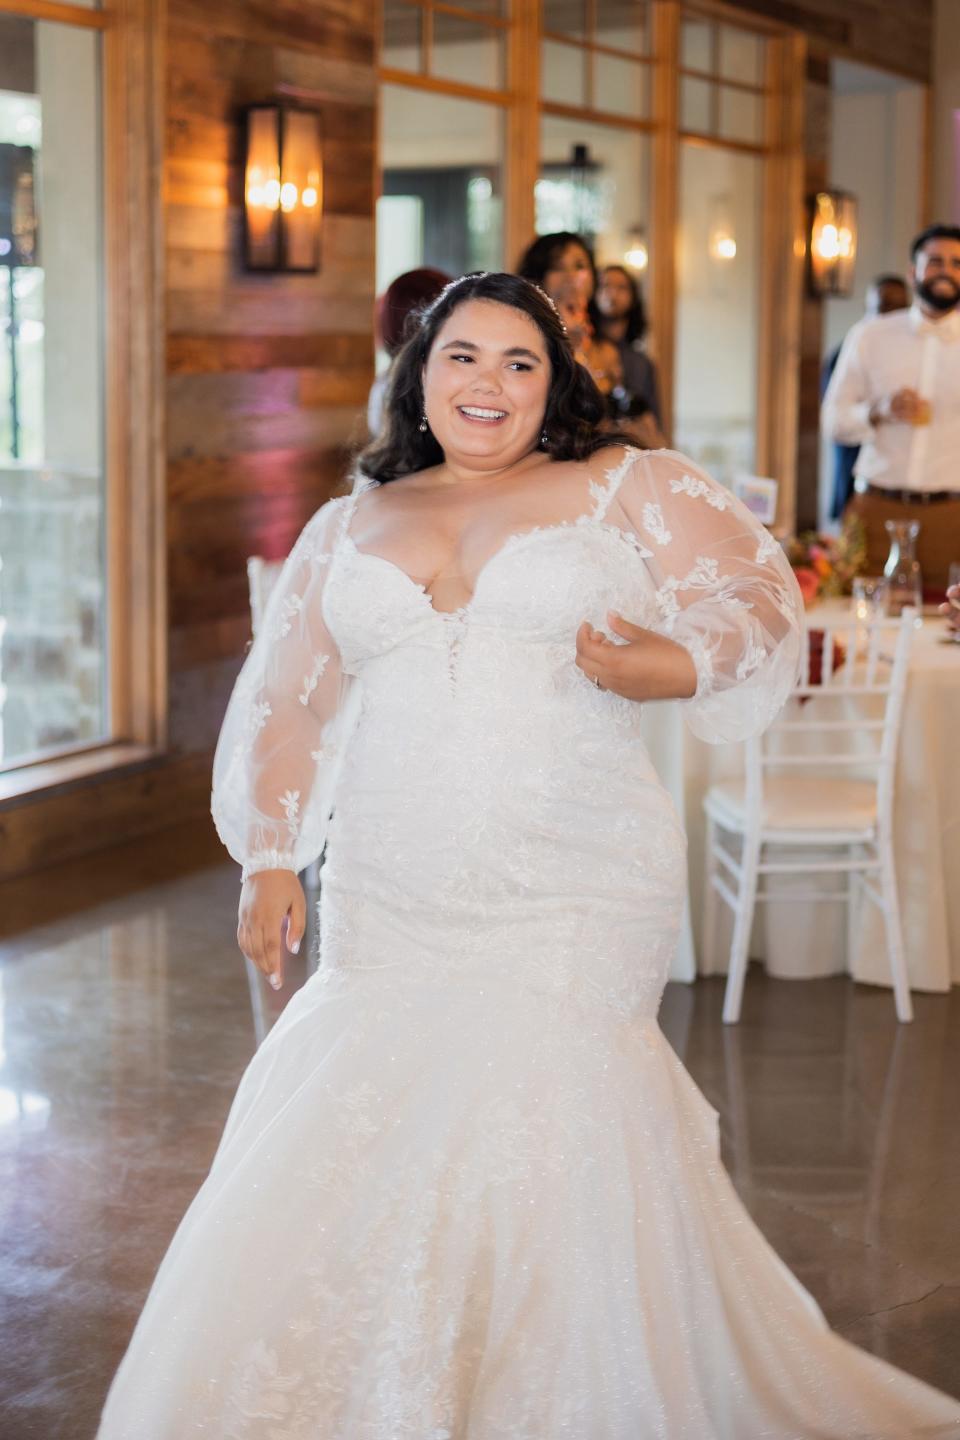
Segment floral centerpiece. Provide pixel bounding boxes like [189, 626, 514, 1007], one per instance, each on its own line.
[783, 517, 866, 686]
[784, 517, 867, 608]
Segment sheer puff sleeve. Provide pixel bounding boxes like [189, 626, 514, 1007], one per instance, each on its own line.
[605, 448, 804, 744]
[211, 497, 358, 880]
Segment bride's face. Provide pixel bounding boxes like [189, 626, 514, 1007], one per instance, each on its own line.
[422, 299, 551, 470]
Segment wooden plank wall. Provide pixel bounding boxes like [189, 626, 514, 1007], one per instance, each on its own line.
[728, 0, 933, 83]
[165, 0, 376, 759]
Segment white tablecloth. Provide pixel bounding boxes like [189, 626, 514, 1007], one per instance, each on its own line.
[644, 607, 960, 992]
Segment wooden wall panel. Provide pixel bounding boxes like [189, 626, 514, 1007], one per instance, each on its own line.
[164, 0, 376, 777]
[727, 0, 933, 84]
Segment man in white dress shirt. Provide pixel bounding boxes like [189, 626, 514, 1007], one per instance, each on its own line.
[822, 223, 960, 593]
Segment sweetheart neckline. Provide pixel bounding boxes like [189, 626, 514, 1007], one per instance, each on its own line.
[341, 518, 628, 619]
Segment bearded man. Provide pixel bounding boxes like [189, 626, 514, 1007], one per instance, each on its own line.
[822, 224, 960, 594]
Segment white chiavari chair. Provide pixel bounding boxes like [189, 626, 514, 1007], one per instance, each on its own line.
[703, 608, 916, 1025]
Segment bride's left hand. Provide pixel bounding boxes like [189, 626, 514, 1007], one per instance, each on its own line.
[575, 611, 698, 702]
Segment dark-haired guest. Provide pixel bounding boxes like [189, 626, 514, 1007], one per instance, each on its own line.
[516, 231, 623, 401]
[823, 225, 960, 592]
[595, 264, 663, 426]
[368, 266, 452, 436]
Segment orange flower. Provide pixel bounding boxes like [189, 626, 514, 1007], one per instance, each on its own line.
[793, 566, 820, 607]
[814, 554, 832, 580]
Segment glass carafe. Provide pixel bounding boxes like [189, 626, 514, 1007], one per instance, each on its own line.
[883, 520, 923, 616]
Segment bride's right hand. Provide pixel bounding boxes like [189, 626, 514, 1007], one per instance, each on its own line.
[238, 870, 306, 991]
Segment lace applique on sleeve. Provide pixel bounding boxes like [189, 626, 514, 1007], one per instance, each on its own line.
[604, 448, 804, 744]
[211, 494, 359, 879]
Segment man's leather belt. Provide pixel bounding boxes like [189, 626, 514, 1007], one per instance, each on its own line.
[857, 482, 959, 506]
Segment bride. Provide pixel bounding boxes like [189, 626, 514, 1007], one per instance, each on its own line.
[98, 272, 960, 1438]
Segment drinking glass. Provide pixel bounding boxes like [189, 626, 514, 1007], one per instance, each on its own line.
[883, 520, 923, 617]
[851, 576, 887, 623]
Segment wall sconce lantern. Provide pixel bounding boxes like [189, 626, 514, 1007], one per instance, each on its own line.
[243, 105, 322, 273]
[809, 190, 857, 297]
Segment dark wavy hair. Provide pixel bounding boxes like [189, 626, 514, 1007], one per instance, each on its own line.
[358, 272, 630, 483]
[910, 223, 960, 261]
[516, 231, 603, 333]
[597, 264, 648, 345]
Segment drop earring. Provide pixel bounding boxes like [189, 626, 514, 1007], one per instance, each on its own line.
[540, 430, 549, 447]
[419, 413, 429, 433]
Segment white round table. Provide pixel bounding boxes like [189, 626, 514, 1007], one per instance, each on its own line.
[644, 605, 960, 992]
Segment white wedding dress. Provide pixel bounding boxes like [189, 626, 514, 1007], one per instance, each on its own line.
[98, 447, 960, 1439]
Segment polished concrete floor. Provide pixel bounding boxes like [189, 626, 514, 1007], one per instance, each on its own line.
[1, 862, 958, 1440]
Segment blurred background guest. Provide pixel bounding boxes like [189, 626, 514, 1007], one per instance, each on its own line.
[517, 233, 662, 447]
[516, 231, 623, 400]
[822, 224, 960, 593]
[368, 267, 451, 436]
[820, 273, 909, 521]
[595, 263, 664, 438]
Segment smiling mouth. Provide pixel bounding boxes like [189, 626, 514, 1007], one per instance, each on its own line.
[457, 405, 508, 424]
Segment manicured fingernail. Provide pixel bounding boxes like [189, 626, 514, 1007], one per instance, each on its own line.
[290, 938, 300, 955]
[269, 973, 282, 990]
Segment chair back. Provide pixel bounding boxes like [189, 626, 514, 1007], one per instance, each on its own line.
[246, 556, 285, 639]
[744, 608, 916, 832]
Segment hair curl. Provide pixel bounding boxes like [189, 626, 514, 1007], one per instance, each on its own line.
[357, 271, 631, 484]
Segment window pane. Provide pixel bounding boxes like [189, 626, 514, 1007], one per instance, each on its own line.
[432, 13, 504, 90]
[680, 75, 713, 133]
[718, 25, 763, 86]
[593, 53, 648, 118]
[379, 85, 504, 289]
[0, 18, 106, 768]
[382, 0, 422, 72]
[719, 86, 763, 144]
[680, 18, 712, 72]
[538, 114, 650, 271]
[675, 142, 761, 479]
[595, 0, 647, 55]
[543, 0, 586, 40]
[542, 38, 586, 107]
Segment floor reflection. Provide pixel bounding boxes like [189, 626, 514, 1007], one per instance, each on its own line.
[0, 865, 957, 1438]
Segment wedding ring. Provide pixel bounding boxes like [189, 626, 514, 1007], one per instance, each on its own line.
[593, 674, 602, 689]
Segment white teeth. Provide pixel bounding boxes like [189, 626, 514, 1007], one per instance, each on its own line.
[460, 406, 507, 420]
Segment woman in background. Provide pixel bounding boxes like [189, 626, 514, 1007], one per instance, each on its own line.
[517, 231, 623, 401]
[519, 235, 663, 448]
[596, 262, 664, 439]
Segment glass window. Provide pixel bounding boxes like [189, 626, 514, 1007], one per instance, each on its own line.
[542, 38, 586, 107]
[543, 0, 586, 40]
[538, 115, 649, 271]
[680, 76, 712, 133]
[594, 53, 648, 118]
[674, 142, 761, 480]
[432, 13, 504, 90]
[595, 0, 647, 56]
[719, 86, 763, 145]
[0, 16, 105, 768]
[718, 25, 763, 86]
[379, 84, 504, 289]
[680, 18, 712, 72]
[382, 1, 422, 73]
